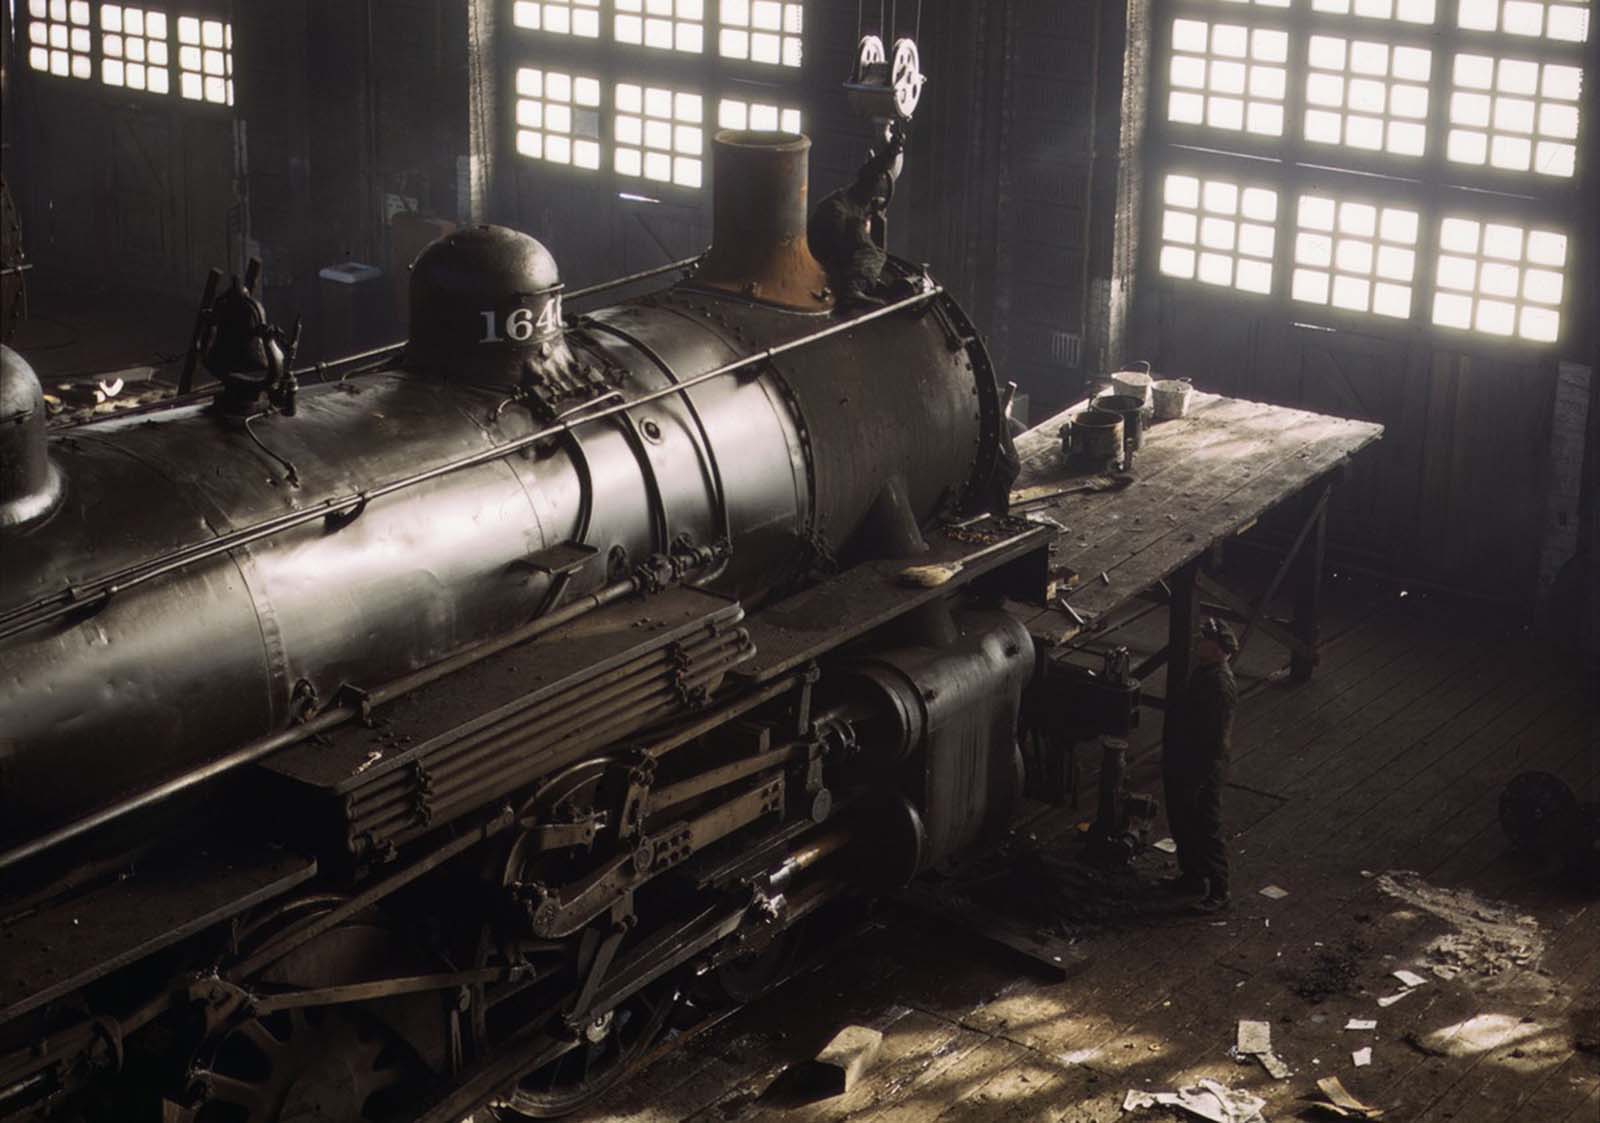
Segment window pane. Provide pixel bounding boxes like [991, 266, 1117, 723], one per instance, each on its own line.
[615, 80, 703, 187]
[1447, 53, 1582, 178]
[1303, 35, 1432, 157]
[1430, 216, 1568, 341]
[1165, 18, 1288, 137]
[1291, 191, 1419, 317]
[517, 66, 605, 172]
[1158, 173, 1276, 295]
[719, 0, 801, 67]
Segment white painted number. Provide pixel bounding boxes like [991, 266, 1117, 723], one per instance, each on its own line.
[479, 297, 563, 344]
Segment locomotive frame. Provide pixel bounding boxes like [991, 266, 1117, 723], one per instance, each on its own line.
[0, 133, 1106, 1123]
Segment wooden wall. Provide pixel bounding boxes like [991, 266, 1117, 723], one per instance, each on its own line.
[8, 32, 237, 297]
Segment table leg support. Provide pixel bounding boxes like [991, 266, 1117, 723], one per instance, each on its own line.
[1290, 494, 1330, 682]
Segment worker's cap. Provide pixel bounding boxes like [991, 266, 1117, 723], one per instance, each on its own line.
[1200, 616, 1239, 655]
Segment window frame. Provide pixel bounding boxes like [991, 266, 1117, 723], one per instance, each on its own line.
[1142, 0, 1590, 351]
[20, 1, 238, 113]
[500, 0, 809, 202]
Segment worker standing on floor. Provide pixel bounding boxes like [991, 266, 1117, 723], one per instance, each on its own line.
[1163, 617, 1239, 913]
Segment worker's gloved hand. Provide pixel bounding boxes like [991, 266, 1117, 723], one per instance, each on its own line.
[840, 284, 887, 310]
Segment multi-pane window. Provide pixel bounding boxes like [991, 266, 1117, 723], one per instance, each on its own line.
[1157, 174, 1278, 294]
[511, 0, 602, 38]
[615, 0, 705, 53]
[718, 1, 803, 67]
[717, 96, 801, 133]
[27, 0, 93, 80]
[101, 4, 171, 94]
[1432, 217, 1566, 340]
[1151, 0, 1584, 345]
[516, 68, 604, 170]
[614, 83, 704, 188]
[1311, 0, 1437, 25]
[509, 0, 806, 190]
[1292, 194, 1419, 316]
[1446, 54, 1581, 177]
[176, 14, 232, 105]
[1168, 18, 1289, 136]
[1303, 36, 1431, 156]
[1456, 0, 1589, 40]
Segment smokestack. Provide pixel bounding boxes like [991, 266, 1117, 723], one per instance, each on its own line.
[696, 131, 832, 312]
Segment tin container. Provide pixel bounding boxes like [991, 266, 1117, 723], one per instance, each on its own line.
[1092, 393, 1147, 452]
[1152, 378, 1193, 420]
[1059, 407, 1125, 472]
[1111, 368, 1153, 406]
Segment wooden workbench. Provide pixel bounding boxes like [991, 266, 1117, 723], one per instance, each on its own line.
[1009, 391, 1383, 688]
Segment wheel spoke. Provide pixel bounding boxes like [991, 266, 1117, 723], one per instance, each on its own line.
[201, 1070, 269, 1109]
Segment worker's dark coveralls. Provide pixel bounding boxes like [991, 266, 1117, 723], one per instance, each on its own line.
[1163, 658, 1237, 895]
[807, 136, 903, 303]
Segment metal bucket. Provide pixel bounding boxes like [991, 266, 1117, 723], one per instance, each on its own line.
[1059, 408, 1124, 471]
[1092, 393, 1147, 452]
[1111, 366, 1153, 406]
[1152, 378, 1193, 421]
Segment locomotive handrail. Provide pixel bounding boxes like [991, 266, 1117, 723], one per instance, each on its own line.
[39, 256, 708, 433]
[0, 285, 945, 643]
[283, 252, 707, 381]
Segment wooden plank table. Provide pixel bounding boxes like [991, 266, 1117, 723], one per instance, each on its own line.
[1009, 392, 1383, 699]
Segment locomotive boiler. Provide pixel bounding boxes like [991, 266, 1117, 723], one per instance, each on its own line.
[0, 132, 1058, 1122]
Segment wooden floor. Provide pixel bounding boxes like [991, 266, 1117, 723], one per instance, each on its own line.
[564, 580, 1599, 1123]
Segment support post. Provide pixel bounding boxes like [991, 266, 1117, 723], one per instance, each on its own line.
[1163, 559, 1199, 757]
[1290, 491, 1330, 681]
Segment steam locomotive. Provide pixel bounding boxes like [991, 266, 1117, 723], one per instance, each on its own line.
[0, 132, 1096, 1122]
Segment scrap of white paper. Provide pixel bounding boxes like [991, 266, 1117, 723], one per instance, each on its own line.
[1345, 1018, 1378, 1031]
[1237, 1020, 1272, 1055]
[1393, 969, 1428, 988]
[1154, 837, 1179, 853]
[1258, 884, 1290, 900]
[1352, 1046, 1372, 1067]
[1257, 1051, 1292, 1080]
[1377, 989, 1415, 1008]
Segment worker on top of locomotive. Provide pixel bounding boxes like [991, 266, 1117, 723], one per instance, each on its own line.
[808, 120, 908, 308]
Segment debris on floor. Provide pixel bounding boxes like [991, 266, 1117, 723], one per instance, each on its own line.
[795, 1024, 883, 1097]
[1236, 1019, 1272, 1054]
[1374, 870, 1544, 980]
[1283, 935, 1369, 1002]
[1308, 1075, 1384, 1119]
[1344, 1018, 1377, 1031]
[1122, 1079, 1268, 1122]
[1234, 1019, 1291, 1079]
[1258, 884, 1290, 900]
[1351, 1046, 1372, 1067]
